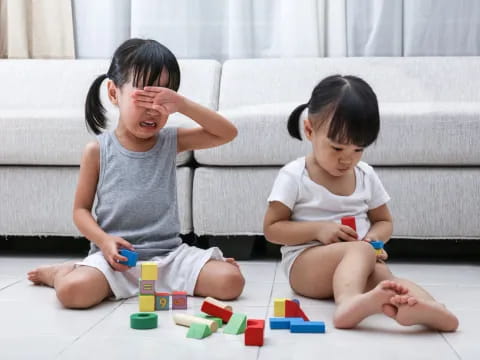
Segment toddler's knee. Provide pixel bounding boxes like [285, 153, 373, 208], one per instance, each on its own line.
[216, 269, 245, 301]
[56, 280, 91, 309]
[351, 240, 376, 260]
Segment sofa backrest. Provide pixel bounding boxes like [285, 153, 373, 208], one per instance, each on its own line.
[219, 57, 480, 109]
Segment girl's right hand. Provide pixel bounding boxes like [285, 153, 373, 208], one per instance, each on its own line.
[317, 221, 358, 245]
[99, 236, 135, 272]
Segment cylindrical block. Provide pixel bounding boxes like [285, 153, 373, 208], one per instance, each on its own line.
[173, 313, 218, 332]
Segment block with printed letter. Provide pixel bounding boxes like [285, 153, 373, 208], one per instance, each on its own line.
[155, 292, 170, 310]
[171, 291, 188, 310]
[139, 279, 155, 295]
[139, 294, 155, 312]
[140, 262, 158, 280]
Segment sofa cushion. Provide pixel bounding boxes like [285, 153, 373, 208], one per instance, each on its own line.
[194, 102, 480, 166]
[0, 59, 221, 165]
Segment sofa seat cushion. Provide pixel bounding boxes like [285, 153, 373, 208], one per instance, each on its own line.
[194, 102, 480, 166]
[0, 110, 193, 166]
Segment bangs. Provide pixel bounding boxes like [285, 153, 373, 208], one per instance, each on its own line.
[326, 83, 379, 147]
[129, 42, 180, 91]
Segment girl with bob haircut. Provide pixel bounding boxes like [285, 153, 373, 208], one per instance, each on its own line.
[264, 75, 458, 331]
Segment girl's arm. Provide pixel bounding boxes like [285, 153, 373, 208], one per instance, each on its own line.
[365, 204, 393, 243]
[132, 87, 237, 152]
[176, 98, 237, 152]
[73, 142, 133, 270]
[264, 201, 358, 246]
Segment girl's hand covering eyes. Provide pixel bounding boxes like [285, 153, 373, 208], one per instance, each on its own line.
[132, 87, 185, 115]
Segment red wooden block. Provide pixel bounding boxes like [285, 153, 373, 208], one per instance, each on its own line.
[341, 216, 356, 231]
[285, 300, 310, 321]
[201, 300, 233, 323]
[245, 319, 265, 346]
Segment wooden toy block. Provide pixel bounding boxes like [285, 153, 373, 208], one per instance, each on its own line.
[274, 298, 286, 317]
[186, 322, 212, 339]
[341, 216, 356, 232]
[269, 317, 303, 329]
[119, 249, 138, 267]
[223, 313, 247, 335]
[140, 262, 158, 280]
[202, 296, 233, 311]
[244, 319, 265, 346]
[201, 298, 233, 323]
[139, 280, 155, 295]
[130, 312, 158, 329]
[290, 319, 326, 333]
[171, 291, 188, 310]
[284, 299, 310, 321]
[139, 294, 155, 312]
[195, 313, 223, 328]
[370, 240, 384, 250]
[155, 292, 170, 310]
[173, 313, 218, 332]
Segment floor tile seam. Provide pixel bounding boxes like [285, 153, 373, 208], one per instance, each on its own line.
[54, 299, 126, 359]
[440, 332, 463, 360]
[0, 279, 22, 292]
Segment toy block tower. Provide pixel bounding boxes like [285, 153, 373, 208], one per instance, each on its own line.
[139, 262, 158, 312]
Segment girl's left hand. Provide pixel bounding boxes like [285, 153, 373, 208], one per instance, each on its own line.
[132, 87, 185, 115]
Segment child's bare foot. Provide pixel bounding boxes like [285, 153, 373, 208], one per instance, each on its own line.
[334, 280, 408, 329]
[27, 262, 76, 287]
[390, 294, 459, 332]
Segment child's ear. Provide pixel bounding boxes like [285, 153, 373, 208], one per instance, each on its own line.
[107, 80, 118, 104]
[304, 118, 314, 140]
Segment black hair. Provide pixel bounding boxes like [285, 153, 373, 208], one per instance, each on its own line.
[287, 75, 380, 147]
[85, 38, 181, 134]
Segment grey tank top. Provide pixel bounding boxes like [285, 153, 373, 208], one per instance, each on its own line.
[89, 127, 182, 260]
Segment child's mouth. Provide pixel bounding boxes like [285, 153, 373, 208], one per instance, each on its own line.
[140, 121, 157, 128]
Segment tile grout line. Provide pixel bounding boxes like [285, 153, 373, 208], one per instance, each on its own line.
[0, 279, 22, 292]
[54, 299, 126, 359]
[440, 332, 462, 360]
[256, 260, 279, 360]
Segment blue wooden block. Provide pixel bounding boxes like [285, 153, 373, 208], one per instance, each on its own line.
[290, 319, 326, 333]
[269, 317, 303, 329]
[370, 241, 384, 250]
[119, 249, 138, 266]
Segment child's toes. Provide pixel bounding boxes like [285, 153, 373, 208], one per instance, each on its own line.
[407, 296, 418, 306]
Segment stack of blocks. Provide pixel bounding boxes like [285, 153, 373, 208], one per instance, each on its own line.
[270, 298, 325, 333]
[138, 262, 187, 312]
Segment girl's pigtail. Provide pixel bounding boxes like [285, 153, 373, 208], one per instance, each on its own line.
[85, 74, 108, 135]
[287, 103, 308, 140]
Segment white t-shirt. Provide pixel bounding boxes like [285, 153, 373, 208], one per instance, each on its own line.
[268, 157, 391, 245]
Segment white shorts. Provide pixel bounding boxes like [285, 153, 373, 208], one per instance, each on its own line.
[280, 241, 322, 282]
[76, 243, 224, 300]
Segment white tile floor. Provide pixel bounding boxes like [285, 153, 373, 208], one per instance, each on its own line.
[1, 255, 479, 360]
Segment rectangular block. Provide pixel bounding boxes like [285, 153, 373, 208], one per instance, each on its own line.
[171, 291, 188, 310]
[139, 295, 155, 312]
[141, 262, 158, 280]
[274, 298, 286, 317]
[245, 319, 265, 346]
[119, 249, 138, 267]
[269, 317, 303, 329]
[290, 320, 326, 333]
[341, 216, 356, 232]
[201, 298, 233, 323]
[139, 280, 155, 295]
[155, 292, 170, 310]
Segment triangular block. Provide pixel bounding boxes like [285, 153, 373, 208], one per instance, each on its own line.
[223, 313, 247, 334]
[186, 323, 212, 339]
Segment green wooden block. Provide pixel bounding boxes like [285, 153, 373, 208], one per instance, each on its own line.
[223, 313, 247, 335]
[195, 313, 223, 328]
[186, 323, 212, 339]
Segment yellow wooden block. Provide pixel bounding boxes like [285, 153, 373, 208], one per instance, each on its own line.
[375, 249, 383, 255]
[139, 295, 155, 312]
[274, 298, 286, 317]
[141, 262, 158, 280]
